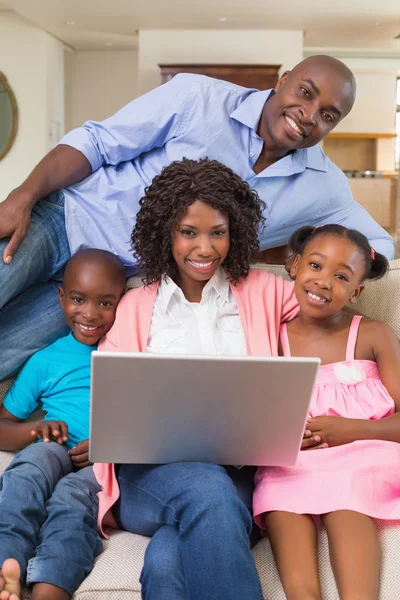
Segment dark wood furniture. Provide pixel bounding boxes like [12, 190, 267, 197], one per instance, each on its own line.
[159, 64, 281, 90]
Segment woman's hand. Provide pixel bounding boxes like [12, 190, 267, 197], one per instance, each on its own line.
[68, 439, 92, 469]
[30, 420, 68, 444]
[307, 416, 368, 448]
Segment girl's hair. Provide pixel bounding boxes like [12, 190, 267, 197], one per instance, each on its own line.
[131, 158, 266, 284]
[288, 224, 389, 281]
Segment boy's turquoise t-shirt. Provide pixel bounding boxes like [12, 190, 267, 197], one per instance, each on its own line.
[3, 332, 95, 449]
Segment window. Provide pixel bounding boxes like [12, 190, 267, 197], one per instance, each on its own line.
[396, 78, 400, 170]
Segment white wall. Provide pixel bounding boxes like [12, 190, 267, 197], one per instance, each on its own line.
[333, 58, 399, 135]
[335, 57, 399, 171]
[307, 53, 400, 170]
[0, 12, 65, 198]
[65, 50, 138, 131]
[138, 29, 303, 94]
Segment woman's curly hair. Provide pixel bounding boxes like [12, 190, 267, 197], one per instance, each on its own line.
[131, 158, 266, 285]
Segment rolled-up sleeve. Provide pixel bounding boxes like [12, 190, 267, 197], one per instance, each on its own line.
[59, 74, 193, 173]
[316, 170, 394, 260]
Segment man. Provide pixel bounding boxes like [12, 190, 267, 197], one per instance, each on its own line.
[0, 55, 393, 380]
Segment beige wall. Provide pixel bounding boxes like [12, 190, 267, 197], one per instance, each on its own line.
[0, 12, 65, 198]
[65, 50, 139, 131]
[138, 29, 303, 94]
[334, 58, 399, 135]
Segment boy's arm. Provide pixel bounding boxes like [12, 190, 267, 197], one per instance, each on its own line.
[0, 405, 68, 451]
[0, 352, 67, 450]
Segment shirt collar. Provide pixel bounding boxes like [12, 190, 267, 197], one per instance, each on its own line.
[230, 88, 327, 174]
[158, 267, 230, 312]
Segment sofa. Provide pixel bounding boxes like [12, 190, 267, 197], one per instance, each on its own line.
[2, 260, 400, 599]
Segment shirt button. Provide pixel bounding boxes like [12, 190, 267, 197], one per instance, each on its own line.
[249, 152, 254, 158]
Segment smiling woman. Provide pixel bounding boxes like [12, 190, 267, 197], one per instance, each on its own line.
[0, 72, 18, 161]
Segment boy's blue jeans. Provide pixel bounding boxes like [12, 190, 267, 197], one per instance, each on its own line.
[0, 192, 71, 381]
[0, 442, 102, 595]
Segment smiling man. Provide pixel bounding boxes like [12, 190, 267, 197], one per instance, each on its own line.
[0, 54, 394, 380]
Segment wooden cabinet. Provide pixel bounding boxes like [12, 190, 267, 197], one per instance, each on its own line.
[159, 64, 281, 90]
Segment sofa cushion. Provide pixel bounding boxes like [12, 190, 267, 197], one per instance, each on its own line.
[127, 260, 400, 338]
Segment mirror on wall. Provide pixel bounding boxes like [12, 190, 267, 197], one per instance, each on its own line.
[0, 72, 18, 160]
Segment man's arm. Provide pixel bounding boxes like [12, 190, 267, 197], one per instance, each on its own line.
[0, 146, 91, 263]
[0, 74, 192, 262]
[316, 172, 394, 260]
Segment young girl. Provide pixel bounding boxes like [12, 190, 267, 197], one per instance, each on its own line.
[253, 224, 399, 600]
[92, 157, 302, 600]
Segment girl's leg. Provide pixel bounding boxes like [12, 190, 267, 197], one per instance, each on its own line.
[115, 462, 263, 600]
[140, 525, 187, 600]
[321, 510, 380, 600]
[265, 511, 321, 600]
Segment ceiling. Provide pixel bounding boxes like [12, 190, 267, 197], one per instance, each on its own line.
[1, 0, 400, 52]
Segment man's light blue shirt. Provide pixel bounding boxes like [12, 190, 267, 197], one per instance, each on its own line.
[60, 74, 394, 267]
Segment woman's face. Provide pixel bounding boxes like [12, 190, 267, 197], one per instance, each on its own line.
[171, 200, 230, 285]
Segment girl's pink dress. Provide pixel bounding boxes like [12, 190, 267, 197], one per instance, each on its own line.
[253, 315, 400, 529]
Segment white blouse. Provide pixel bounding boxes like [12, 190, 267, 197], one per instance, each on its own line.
[147, 268, 247, 357]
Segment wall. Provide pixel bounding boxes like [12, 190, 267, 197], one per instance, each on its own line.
[333, 58, 399, 135]
[65, 50, 139, 131]
[308, 54, 400, 170]
[0, 12, 65, 198]
[138, 29, 303, 94]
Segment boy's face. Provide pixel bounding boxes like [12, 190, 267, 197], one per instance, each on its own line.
[58, 261, 125, 345]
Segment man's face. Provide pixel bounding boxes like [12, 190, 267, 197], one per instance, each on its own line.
[260, 62, 354, 152]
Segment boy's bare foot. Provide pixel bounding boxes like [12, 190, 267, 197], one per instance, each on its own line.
[0, 558, 21, 600]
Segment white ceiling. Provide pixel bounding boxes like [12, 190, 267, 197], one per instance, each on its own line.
[2, 0, 400, 52]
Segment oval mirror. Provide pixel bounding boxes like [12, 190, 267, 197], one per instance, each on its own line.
[0, 72, 18, 160]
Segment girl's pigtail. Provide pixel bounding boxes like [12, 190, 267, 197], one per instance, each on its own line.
[367, 250, 389, 281]
[288, 225, 315, 256]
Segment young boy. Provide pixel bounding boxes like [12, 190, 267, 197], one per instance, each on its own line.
[0, 248, 126, 600]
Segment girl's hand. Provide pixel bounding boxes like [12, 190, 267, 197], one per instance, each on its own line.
[68, 439, 92, 469]
[30, 420, 68, 444]
[301, 427, 329, 450]
[307, 416, 367, 447]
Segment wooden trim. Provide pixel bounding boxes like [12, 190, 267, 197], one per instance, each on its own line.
[0, 72, 18, 161]
[159, 64, 280, 70]
[327, 132, 396, 139]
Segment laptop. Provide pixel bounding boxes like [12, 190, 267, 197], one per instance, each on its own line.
[89, 352, 320, 466]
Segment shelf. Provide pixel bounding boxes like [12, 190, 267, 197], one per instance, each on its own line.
[327, 133, 397, 139]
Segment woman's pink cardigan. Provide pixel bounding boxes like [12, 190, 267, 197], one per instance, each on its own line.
[94, 269, 298, 536]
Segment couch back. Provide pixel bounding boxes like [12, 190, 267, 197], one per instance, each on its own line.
[1, 259, 399, 403]
[127, 260, 400, 337]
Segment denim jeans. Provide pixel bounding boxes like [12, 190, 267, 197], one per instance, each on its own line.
[0, 442, 102, 595]
[0, 192, 71, 380]
[114, 462, 263, 600]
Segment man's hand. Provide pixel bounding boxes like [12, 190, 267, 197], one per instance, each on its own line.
[68, 439, 92, 469]
[307, 416, 367, 448]
[30, 420, 68, 444]
[0, 188, 35, 263]
[301, 427, 328, 450]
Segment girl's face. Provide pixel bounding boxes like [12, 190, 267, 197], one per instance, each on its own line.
[171, 199, 230, 285]
[290, 234, 365, 319]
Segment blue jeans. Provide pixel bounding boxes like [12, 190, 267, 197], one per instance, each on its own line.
[115, 463, 263, 600]
[0, 442, 102, 595]
[0, 192, 70, 381]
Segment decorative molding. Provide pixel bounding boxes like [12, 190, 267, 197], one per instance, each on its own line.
[0, 72, 18, 161]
